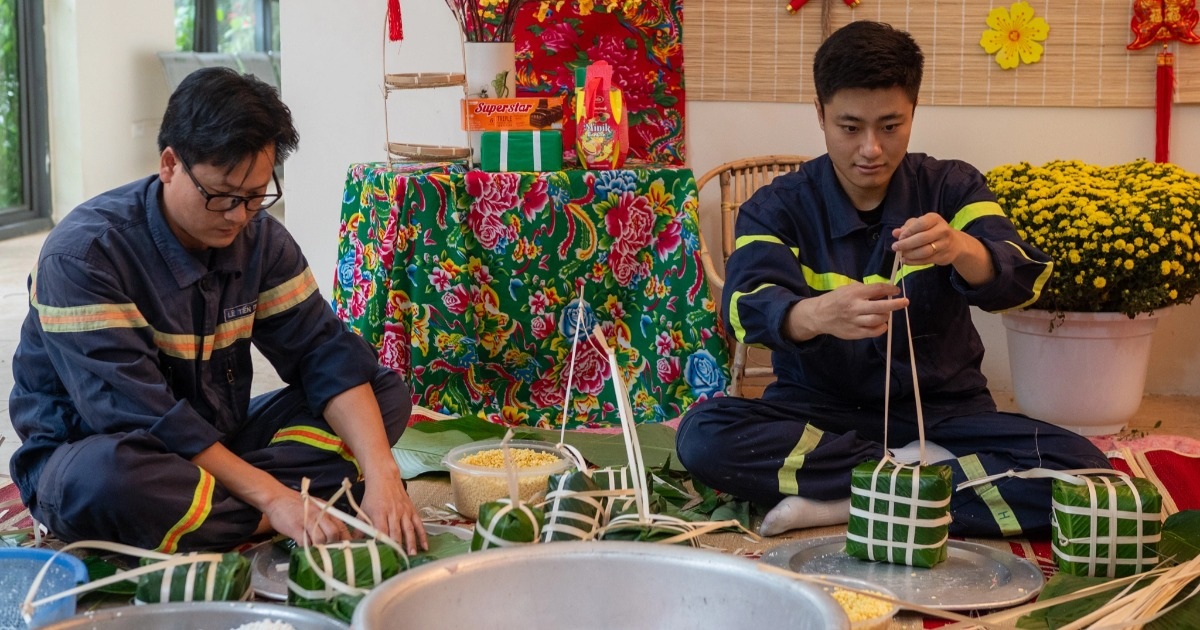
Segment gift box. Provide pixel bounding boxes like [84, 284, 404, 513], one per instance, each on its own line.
[845, 460, 953, 568]
[1051, 474, 1162, 578]
[480, 130, 563, 172]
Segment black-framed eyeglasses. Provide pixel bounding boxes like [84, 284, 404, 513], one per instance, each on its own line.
[179, 158, 283, 214]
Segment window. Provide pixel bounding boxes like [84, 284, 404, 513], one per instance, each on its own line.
[0, 0, 50, 239]
[175, 0, 280, 54]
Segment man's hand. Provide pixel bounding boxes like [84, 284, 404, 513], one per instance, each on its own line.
[892, 213, 996, 287]
[785, 282, 908, 342]
[323, 383, 428, 554]
[260, 488, 351, 546]
[358, 470, 427, 555]
[193, 442, 354, 546]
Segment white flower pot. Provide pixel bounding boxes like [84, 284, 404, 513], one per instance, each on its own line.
[1001, 309, 1166, 436]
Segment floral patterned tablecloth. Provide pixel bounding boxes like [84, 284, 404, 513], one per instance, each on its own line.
[332, 163, 728, 428]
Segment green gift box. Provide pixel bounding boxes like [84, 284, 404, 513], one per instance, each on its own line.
[480, 130, 563, 172]
[846, 460, 953, 568]
[1051, 474, 1162, 578]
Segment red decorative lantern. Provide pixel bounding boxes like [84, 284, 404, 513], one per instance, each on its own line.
[1128, 1, 1200, 163]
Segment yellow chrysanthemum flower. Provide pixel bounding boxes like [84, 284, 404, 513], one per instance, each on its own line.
[980, 1, 1050, 70]
[986, 159, 1200, 317]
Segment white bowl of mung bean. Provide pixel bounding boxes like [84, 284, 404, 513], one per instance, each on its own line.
[443, 439, 573, 521]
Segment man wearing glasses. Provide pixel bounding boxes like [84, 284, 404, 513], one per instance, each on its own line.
[9, 68, 428, 554]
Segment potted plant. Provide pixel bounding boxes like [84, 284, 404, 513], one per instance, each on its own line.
[985, 159, 1200, 435]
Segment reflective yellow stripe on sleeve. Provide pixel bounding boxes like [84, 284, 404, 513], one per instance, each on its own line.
[949, 201, 1005, 230]
[257, 267, 318, 319]
[998, 242, 1054, 312]
[35, 301, 149, 333]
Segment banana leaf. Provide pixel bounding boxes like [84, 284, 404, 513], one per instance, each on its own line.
[846, 460, 952, 568]
[471, 500, 544, 550]
[542, 470, 602, 542]
[82, 555, 139, 596]
[135, 552, 250, 603]
[599, 524, 691, 544]
[1159, 511, 1200, 563]
[392, 415, 684, 479]
[649, 456, 752, 529]
[408, 532, 471, 568]
[288, 539, 404, 615]
[1018, 510, 1200, 630]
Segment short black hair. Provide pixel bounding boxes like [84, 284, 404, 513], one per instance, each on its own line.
[157, 66, 299, 169]
[813, 21, 924, 106]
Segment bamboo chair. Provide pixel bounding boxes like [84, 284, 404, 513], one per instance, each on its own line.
[696, 155, 810, 397]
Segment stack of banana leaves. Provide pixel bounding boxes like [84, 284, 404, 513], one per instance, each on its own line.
[392, 414, 751, 530]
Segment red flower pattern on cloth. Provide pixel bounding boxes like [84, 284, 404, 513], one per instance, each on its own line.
[514, 0, 686, 166]
[334, 164, 728, 428]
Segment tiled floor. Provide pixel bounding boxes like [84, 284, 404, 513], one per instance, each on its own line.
[2, 230, 1198, 472]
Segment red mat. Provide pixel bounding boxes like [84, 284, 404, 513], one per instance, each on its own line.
[0, 479, 33, 532]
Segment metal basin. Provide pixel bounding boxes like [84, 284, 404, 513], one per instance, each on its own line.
[42, 601, 347, 629]
[352, 541, 849, 630]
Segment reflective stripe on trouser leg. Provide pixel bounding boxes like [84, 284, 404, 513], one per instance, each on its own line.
[959, 453, 1023, 537]
[158, 468, 217, 553]
[777, 425, 825, 495]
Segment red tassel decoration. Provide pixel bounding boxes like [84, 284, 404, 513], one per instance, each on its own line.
[388, 0, 404, 41]
[1155, 48, 1174, 163]
[787, 0, 810, 13]
[843, 0, 860, 6]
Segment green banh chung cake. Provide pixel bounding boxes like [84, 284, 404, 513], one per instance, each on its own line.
[1051, 473, 1162, 578]
[846, 460, 953, 569]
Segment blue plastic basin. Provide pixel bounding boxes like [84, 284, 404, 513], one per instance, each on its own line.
[0, 548, 89, 629]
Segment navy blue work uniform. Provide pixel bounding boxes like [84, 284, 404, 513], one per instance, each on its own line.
[675, 154, 1111, 538]
[9, 176, 410, 552]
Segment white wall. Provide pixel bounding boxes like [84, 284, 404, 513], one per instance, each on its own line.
[44, 0, 174, 221]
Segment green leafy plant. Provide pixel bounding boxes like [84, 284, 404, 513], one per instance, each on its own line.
[986, 159, 1200, 318]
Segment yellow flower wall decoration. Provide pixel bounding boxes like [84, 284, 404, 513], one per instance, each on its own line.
[980, 1, 1050, 69]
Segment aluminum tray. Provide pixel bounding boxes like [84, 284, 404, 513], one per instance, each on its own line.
[761, 536, 1045, 611]
[352, 541, 851, 630]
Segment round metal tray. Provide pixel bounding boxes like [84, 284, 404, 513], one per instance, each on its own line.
[352, 541, 851, 629]
[760, 536, 1045, 611]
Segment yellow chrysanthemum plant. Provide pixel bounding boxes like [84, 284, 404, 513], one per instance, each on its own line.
[985, 159, 1200, 319]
